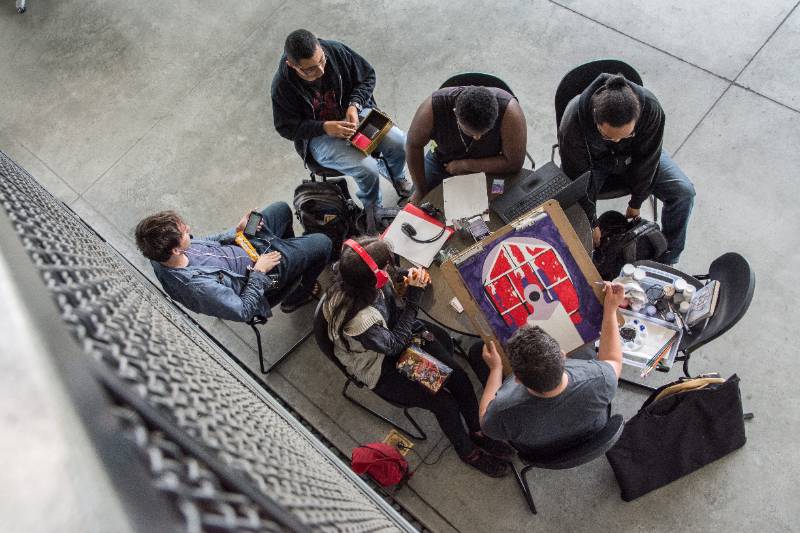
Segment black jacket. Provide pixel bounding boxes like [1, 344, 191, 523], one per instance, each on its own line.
[271, 39, 377, 146]
[558, 74, 665, 225]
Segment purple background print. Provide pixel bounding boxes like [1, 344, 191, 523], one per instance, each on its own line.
[456, 213, 603, 346]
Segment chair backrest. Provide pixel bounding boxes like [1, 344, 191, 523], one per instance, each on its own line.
[313, 297, 365, 384]
[439, 72, 515, 96]
[554, 60, 643, 129]
[519, 414, 625, 470]
[683, 252, 756, 355]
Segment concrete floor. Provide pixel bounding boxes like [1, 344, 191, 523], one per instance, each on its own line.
[2, 0, 799, 531]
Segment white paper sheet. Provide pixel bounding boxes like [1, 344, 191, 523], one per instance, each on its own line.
[382, 205, 454, 267]
[442, 173, 489, 225]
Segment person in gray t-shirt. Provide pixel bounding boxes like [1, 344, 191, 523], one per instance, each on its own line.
[478, 282, 626, 454]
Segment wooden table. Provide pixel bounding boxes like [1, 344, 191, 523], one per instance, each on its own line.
[414, 170, 593, 335]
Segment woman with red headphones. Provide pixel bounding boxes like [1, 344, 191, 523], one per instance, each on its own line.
[323, 236, 513, 477]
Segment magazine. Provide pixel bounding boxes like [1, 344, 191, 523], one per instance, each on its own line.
[396, 345, 453, 393]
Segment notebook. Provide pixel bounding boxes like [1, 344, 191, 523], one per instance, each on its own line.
[491, 162, 590, 224]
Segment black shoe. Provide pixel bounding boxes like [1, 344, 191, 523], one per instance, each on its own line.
[460, 447, 509, 478]
[470, 432, 516, 461]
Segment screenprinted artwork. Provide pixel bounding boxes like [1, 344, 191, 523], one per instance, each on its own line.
[453, 211, 603, 352]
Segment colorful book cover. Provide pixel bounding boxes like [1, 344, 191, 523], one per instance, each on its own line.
[396, 345, 452, 393]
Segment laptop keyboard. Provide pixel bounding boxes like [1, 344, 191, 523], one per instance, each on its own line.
[504, 175, 569, 221]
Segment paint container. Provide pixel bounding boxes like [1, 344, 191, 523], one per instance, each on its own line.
[622, 264, 636, 278]
[679, 301, 691, 314]
[645, 305, 657, 316]
[673, 278, 687, 303]
[663, 284, 675, 298]
[633, 268, 646, 282]
[682, 284, 696, 303]
[665, 311, 676, 322]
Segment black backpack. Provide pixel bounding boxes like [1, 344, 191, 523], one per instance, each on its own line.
[293, 178, 361, 260]
[354, 205, 400, 236]
[593, 210, 668, 280]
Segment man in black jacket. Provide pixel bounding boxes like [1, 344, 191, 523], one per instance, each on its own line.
[271, 29, 410, 208]
[558, 73, 695, 264]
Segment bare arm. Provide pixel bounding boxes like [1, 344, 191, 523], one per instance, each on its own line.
[405, 96, 434, 204]
[597, 281, 625, 377]
[478, 341, 505, 424]
[448, 99, 528, 176]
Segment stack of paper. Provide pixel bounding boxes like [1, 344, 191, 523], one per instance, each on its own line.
[382, 204, 454, 267]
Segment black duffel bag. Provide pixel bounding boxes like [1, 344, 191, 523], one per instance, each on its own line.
[594, 210, 667, 280]
[606, 374, 747, 501]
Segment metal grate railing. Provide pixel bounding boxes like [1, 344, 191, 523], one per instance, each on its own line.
[0, 149, 417, 533]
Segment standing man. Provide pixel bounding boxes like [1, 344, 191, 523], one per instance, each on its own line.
[271, 29, 411, 208]
[476, 282, 625, 453]
[405, 85, 527, 205]
[558, 73, 695, 265]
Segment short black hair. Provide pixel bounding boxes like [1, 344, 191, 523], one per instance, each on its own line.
[454, 86, 499, 133]
[591, 74, 641, 127]
[284, 29, 319, 63]
[506, 325, 564, 393]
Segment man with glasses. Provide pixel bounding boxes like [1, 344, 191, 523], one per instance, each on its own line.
[405, 86, 528, 205]
[271, 29, 410, 208]
[558, 73, 695, 264]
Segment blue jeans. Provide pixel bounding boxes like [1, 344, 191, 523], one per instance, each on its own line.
[309, 109, 407, 208]
[601, 150, 695, 264]
[252, 202, 331, 307]
[423, 150, 452, 192]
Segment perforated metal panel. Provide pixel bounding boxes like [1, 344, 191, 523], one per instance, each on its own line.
[0, 150, 418, 533]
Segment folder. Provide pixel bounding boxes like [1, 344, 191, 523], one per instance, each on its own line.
[382, 204, 454, 267]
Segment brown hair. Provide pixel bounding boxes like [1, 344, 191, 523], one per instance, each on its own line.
[134, 211, 184, 262]
[506, 325, 564, 393]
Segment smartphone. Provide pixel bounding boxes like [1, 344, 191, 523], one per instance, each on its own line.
[243, 211, 262, 237]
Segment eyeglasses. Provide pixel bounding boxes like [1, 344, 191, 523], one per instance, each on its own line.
[293, 50, 326, 76]
[597, 124, 636, 142]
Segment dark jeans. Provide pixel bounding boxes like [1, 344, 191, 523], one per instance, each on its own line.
[374, 338, 480, 457]
[251, 202, 331, 306]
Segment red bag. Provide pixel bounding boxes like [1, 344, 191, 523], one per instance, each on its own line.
[351, 443, 411, 487]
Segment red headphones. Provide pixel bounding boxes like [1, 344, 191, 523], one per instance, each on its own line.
[343, 239, 389, 289]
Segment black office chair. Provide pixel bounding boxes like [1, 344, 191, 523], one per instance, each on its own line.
[552, 60, 657, 220]
[440, 72, 535, 168]
[635, 252, 756, 378]
[313, 298, 428, 440]
[249, 277, 312, 374]
[511, 414, 625, 514]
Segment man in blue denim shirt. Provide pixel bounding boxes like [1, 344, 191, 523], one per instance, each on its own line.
[135, 202, 331, 322]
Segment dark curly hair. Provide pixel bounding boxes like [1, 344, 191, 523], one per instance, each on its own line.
[135, 211, 184, 263]
[454, 86, 499, 133]
[591, 74, 641, 127]
[506, 325, 564, 393]
[284, 29, 319, 63]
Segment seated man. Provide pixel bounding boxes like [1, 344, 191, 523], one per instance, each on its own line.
[271, 29, 410, 208]
[406, 85, 527, 205]
[477, 282, 625, 454]
[135, 202, 331, 322]
[558, 73, 695, 264]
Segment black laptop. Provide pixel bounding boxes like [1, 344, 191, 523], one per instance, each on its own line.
[491, 162, 590, 224]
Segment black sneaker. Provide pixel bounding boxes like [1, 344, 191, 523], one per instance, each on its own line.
[460, 448, 509, 478]
[470, 432, 516, 461]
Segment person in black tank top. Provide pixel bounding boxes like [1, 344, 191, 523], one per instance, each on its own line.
[405, 86, 528, 204]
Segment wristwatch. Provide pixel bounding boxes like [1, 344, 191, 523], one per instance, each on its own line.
[348, 101, 363, 113]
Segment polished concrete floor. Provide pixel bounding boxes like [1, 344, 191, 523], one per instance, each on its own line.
[2, 1, 799, 531]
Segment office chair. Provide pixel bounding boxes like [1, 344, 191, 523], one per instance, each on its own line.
[511, 414, 625, 514]
[635, 252, 756, 378]
[440, 72, 535, 168]
[313, 298, 427, 440]
[248, 277, 311, 374]
[552, 60, 657, 220]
